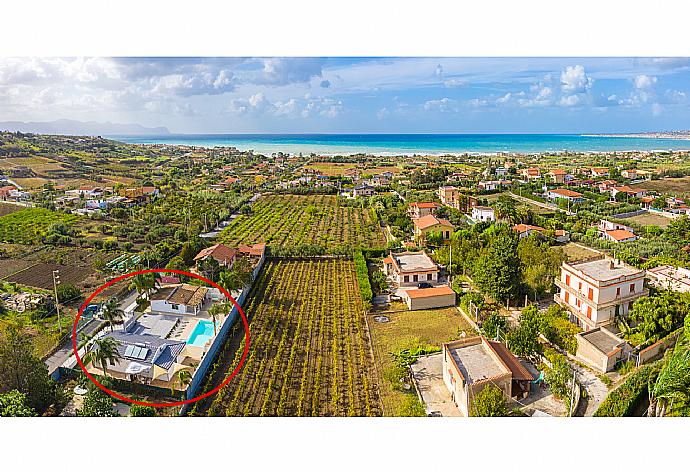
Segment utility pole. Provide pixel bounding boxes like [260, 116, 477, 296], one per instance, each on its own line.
[52, 269, 61, 334]
[449, 244, 453, 286]
[569, 366, 577, 417]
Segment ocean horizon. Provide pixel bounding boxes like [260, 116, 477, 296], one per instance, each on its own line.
[110, 133, 690, 156]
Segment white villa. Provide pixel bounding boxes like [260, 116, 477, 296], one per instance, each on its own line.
[554, 256, 648, 330]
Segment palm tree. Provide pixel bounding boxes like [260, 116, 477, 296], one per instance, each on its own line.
[651, 348, 690, 416]
[173, 369, 193, 397]
[492, 195, 519, 224]
[86, 337, 122, 378]
[101, 298, 125, 332]
[129, 273, 149, 299]
[207, 302, 229, 336]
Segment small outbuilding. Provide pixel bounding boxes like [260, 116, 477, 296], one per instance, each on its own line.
[402, 285, 456, 310]
[576, 327, 633, 373]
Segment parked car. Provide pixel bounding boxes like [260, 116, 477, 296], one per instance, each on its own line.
[417, 282, 433, 289]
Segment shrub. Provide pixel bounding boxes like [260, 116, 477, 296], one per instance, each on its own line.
[56, 283, 80, 303]
[130, 405, 157, 417]
[472, 384, 508, 417]
[594, 363, 662, 417]
[353, 250, 373, 309]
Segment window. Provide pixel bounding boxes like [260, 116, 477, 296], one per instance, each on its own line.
[564, 292, 570, 303]
[587, 306, 592, 319]
[413, 275, 418, 282]
[565, 274, 571, 286]
[578, 282, 582, 291]
[171, 304, 179, 310]
[427, 274, 432, 281]
[588, 288, 594, 301]
[616, 287, 621, 297]
[630, 283, 636, 293]
[404, 275, 409, 283]
[576, 299, 581, 308]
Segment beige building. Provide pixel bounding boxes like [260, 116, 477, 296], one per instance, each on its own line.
[412, 214, 454, 242]
[408, 201, 439, 219]
[442, 337, 533, 417]
[437, 186, 477, 212]
[402, 285, 456, 310]
[554, 256, 648, 330]
[383, 251, 439, 287]
[576, 327, 632, 373]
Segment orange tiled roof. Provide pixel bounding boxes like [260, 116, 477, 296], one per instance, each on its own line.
[413, 214, 453, 230]
[405, 285, 455, 298]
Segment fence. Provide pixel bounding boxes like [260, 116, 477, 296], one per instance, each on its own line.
[180, 252, 266, 413]
[637, 329, 682, 365]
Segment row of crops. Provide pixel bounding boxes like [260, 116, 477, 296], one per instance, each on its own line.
[208, 258, 382, 416]
[218, 194, 386, 249]
[0, 207, 79, 244]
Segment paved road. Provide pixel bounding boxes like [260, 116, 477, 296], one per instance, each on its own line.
[567, 358, 609, 416]
[44, 289, 138, 376]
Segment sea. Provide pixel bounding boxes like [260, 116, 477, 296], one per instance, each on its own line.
[110, 134, 690, 156]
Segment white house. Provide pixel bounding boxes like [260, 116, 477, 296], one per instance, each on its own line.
[554, 256, 648, 329]
[471, 206, 495, 222]
[150, 284, 210, 316]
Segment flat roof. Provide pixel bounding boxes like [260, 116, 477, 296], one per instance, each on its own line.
[394, 252, 437, 272]
[568, 258, 643, 283]
[580, 329, 624, 355]
[448, 343, 505, 384]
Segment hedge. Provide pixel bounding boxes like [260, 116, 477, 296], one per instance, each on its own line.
[353, 250, 373, 305]
[593, 363, 662, 417]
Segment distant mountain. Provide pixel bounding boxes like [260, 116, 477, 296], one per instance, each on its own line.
[0, 119, 170, 136]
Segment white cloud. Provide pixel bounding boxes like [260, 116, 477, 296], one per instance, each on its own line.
[560, 65, 593, 94]
[559, 94, 582, 107]
[634, 74, 657, 90]
[423, 97, 457, 112]
[443, 78, 467, 88]
[435, 64, 444, 77]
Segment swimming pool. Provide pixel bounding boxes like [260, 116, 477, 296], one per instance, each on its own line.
[187, 320, 217, 347]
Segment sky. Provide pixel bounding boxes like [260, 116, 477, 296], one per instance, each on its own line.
[1, 57, 689, 134]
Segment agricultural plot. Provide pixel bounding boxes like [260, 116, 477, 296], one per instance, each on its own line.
[208, 258, 382, 416]
[0, 202, 24, 217]
[0, 207, 79, 244]
[4, 262, 93, 290]
[219, 194, 386, 249]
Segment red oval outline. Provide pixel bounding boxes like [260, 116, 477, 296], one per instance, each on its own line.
[72, 268, 250, 408]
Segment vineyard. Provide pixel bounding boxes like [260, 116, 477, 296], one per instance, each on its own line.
[208, 258, 382, 416]
[219, 194, 386, 249]
[0, 207, 79, 244]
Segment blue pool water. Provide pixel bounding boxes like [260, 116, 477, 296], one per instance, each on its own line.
[187, 320, 216, 347]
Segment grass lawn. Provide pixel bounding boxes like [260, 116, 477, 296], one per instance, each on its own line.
[367, 306, 476, 415]
[562, 242, 600, 262]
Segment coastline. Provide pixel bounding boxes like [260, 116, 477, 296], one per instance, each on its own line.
[110, 133, 690, 157]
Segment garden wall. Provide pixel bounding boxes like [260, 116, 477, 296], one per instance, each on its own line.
[637, 329, 682, 365]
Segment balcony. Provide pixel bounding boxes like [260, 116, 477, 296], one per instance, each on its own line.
[554, 279, 649, 310]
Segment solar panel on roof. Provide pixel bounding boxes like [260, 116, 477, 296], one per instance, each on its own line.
[137, 348, 149, 360]
[130, 346, 141, 359]
[124, 345, 135, 358]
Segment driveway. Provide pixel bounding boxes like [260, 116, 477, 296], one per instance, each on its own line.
[410, 354, 462, 417]
[569, 359, 609, 416]
[44, 289, 138, 377]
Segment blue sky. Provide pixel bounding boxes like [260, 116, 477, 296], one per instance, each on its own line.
[1, 57, 689, 133]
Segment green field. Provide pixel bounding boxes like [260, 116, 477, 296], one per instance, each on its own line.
[367, 307, 476, 415]
[0, 207, 80, 244]
[219, 194, 386, 249]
